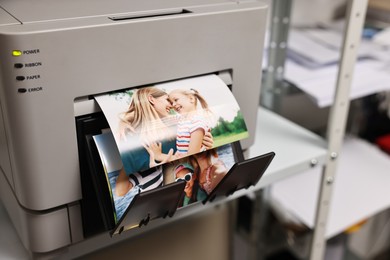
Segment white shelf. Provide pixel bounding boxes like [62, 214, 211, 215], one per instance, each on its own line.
[248, 107, 327, 188]
[270, 136, 390, 239]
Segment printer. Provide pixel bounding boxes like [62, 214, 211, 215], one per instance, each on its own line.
[0, 0, 268, 258]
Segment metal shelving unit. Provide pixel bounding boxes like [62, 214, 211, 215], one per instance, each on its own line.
[251, 0, 370, 259]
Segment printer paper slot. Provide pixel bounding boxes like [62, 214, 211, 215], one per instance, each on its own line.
[73, 71, 232, 117]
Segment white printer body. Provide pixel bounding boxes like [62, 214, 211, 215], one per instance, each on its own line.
[0, 0, 268, 258]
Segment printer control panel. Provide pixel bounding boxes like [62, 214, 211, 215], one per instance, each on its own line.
[11, 48, 43, 94]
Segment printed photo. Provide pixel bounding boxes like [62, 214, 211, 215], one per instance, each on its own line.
[93, 131, 237, 223]
[94, 74, 248, 177]
[163, 144, 236, 207]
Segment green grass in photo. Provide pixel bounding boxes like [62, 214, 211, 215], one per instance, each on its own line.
[213, 131, 249, 148]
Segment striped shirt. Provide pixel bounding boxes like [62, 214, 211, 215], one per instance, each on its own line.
[128, 166, 163, 191]
[176, 114, 209, 155]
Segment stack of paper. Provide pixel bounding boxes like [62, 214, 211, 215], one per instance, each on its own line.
[283, 27, 390, 107]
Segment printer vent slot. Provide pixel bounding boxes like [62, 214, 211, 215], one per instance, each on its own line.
[109, 9, 192, 21]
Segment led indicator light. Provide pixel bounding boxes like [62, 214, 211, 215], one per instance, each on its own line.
[12, 50, 22, 57]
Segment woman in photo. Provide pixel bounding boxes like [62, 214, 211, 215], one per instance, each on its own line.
[173, 162, 200, 207]
[171, 156, 207, 207]
[115, 87, 213, 197]
[115, 87, 175, 197]
[168, 88, 213, 157]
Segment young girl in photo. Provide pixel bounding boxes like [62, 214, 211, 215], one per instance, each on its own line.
[168, 88, 213, 157]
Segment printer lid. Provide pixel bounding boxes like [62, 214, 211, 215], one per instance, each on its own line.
[0, 0, 235, 24]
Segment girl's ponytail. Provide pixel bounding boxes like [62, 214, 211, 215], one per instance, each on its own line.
[191, 88, 209, 111]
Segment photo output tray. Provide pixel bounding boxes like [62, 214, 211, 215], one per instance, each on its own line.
[203, 151, 275, 203]
[111, 180, 186, 236]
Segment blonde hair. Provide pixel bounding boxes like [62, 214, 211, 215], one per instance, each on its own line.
[119, 87, 174, 143]
[169, 88, 211, 112]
